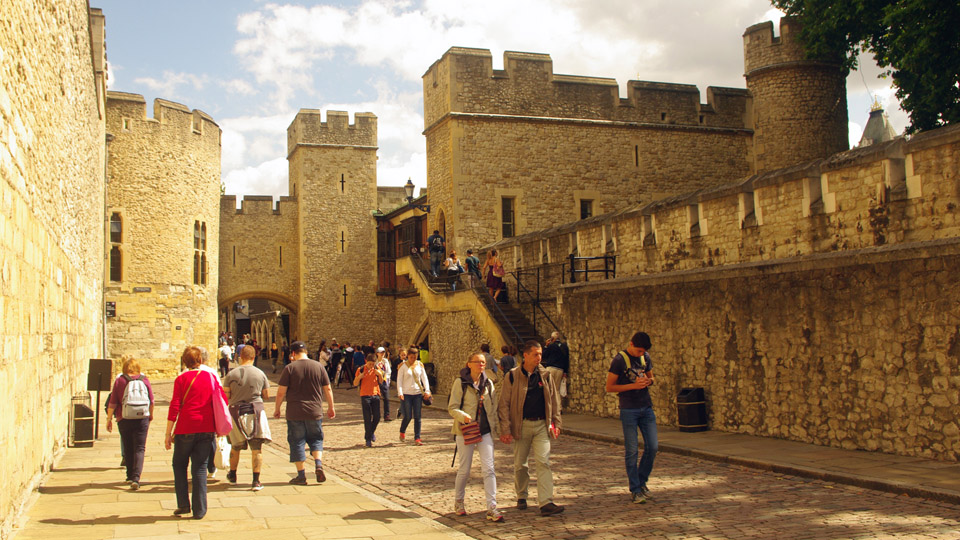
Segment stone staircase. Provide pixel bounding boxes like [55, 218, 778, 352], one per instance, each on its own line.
[409, 256, 542, 346]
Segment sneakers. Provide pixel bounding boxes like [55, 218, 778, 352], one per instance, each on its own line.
[251, 481, 263, 491]
[486, 508, 504, 522]
[631, 492, 647, 504]
[414, 438, 423, 446]
[365, 440, 373, 448]
[226, 471, 237, 484]
[639, 484, 653, 499]
[289, 475, 308, 486]
[316, 467, 326, 483]
[454, 500, 466, 516]
[207, 470, 216, 481]
[399, 433, 406, 442]
[371, 434, 377, 442]
[130, 481, 140, 491]
[540, 502, 565, 516]
[384, 415, 392, 422]
[516, 499, 527, 510]
[173, 507, 191, 516]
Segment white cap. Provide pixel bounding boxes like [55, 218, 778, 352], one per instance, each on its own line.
[377, 347, 385, 353]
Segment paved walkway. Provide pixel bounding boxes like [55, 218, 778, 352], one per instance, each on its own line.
[10, 380, 466, 540]
[11, 367, 960, 540]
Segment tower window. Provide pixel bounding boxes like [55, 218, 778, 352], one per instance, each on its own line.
[110, 213, 122, 243]
[193, 220, 208, 285]
[580, 199, 594, 220]
[501, 197, 515, 238]
[110, 246, 122, 282]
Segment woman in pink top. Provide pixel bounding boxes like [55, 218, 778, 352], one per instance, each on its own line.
[165, 346, 220, 519]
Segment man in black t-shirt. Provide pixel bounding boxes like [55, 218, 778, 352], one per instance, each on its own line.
[605, 331, 657, 504]
[426, 229, 445, 277]
[274, 341, 336, 485]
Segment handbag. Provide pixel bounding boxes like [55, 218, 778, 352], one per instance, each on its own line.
[214, 436, 231, 469]
[211, 374, 234, 436]
[460, 420, 482, 444]
[492, 262, 505, 278]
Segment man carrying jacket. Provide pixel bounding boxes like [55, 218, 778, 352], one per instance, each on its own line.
[497, 340, 565, 517]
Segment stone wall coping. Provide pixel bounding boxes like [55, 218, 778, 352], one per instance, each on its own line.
[904, 122, 960, 153]
[560, 237, 960, 293]
[423, 111, 755, 137]
[107, 91, 219, 127]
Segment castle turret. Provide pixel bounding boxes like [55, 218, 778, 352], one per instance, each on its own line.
[105, 92, 222, 375]
[744, 17, 848, 173]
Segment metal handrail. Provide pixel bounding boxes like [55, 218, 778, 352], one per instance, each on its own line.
[509, 268, 561, 337]
[565, 254, 616, 284]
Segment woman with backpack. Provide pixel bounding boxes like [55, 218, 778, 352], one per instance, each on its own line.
[106, 356, 155, 490]
[448, 352, 503, 522]
[397, 347, 432, 445]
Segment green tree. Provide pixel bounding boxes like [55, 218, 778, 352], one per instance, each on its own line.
[772, 0, 960, 133]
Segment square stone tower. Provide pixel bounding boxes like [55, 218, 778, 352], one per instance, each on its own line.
[287, 110, 394, 344]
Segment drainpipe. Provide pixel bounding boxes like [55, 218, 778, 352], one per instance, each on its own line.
[103, 133, 113, 359]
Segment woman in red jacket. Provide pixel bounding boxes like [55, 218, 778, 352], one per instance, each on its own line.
[165, 346, 221, 519]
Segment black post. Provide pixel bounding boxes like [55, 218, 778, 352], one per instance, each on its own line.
[604, 255, 609, 279]
[585, 258, 589, 282]
[569, 253, 576, 283]
[94, 373, 102, 439]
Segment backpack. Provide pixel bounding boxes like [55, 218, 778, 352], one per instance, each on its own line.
[431, 235, 443, 251]
[121, 374, 151, 419]
[620, 350, 648, 383]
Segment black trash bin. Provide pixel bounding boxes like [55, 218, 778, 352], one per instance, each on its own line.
[676, 387, 708, 432]
[70, 392, 95, 447]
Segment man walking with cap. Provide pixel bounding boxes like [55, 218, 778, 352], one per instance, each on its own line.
[274, 341, 336, 485]
[605, 332, 657, 503]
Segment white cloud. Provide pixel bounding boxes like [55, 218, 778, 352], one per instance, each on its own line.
[223, 157, 288, 199]
[134, 71, 208, 97]
[221, 78, 257, 96]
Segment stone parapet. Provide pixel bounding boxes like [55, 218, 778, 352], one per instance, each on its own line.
[422, 47, 750, 131]
[286, 110, 377, 157]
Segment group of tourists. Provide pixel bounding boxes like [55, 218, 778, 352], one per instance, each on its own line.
[104, 329, 658, 523]
[425, 229, 507, 298]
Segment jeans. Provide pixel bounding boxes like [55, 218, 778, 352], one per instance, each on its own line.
[118, 418, 150, 482]
[172, 432, 214, 518]
[399, 393, 423, 439]
[286, 419, 324, 463]
[454, 433, 497, 510]
[361, 395, 381, 442]
[620, 407, 658, 494]
[430, 251, 443, 277]
[514, 419, 554, 506]
[380, 382, 391, 418]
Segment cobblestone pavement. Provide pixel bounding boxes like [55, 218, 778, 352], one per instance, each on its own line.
[274, 381, 960, 540]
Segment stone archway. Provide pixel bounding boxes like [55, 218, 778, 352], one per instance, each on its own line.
[219, 291, 299, 346]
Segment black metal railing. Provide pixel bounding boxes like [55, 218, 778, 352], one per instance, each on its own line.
[510, 268, 561, 337]
[562, 254, 616, 284]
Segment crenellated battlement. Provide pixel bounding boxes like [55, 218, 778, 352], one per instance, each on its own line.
[743, 16, 840, 75]
[422, 47, 750, 131]
[106, 91, 220, 141]
[220, 195, 298, 216]
[287, 109, 377, 156]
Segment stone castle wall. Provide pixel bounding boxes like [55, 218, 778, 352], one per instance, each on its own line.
[0, 3, 106, 536]
[563, 241, 960, 461]
[105, 92, 221, 378]
[287, 110, 395, 345]
[422, 47, 755, 254]
[487, 124, 960, 460]
[744, 18, 849, 173]
[218, 195, 299, 312]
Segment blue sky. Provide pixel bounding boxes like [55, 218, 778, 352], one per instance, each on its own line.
[95, 0, 906, 203]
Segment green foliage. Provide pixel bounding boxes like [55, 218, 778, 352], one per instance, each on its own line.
[772, 0, 960, 133]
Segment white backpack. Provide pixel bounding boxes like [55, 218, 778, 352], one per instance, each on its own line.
[122, 375, 151, 419]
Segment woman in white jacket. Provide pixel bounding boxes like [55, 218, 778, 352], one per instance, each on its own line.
[397, 347, 431, 445]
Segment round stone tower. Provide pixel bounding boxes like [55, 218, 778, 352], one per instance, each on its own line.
[744, 17, 849, 173]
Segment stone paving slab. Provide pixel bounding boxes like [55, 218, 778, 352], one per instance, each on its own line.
[9, 381, 468, 540]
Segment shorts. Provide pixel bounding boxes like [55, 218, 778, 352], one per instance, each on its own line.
[286, 419, 324, 462]
[230, 438, 263, 451]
